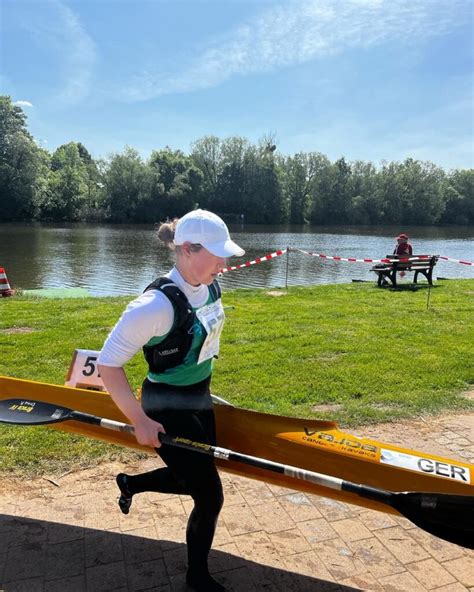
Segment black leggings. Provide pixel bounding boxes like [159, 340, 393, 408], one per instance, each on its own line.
[125, 396, 223, 572]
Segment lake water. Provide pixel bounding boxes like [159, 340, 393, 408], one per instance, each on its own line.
[0, 223, 472, 296]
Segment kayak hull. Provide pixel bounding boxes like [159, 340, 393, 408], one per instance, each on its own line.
[0, 375, 472, 515]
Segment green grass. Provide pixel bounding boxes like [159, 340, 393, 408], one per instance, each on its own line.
[1, 280, 473, 475]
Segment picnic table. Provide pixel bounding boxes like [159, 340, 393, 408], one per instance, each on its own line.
[371, 255, 439, 287]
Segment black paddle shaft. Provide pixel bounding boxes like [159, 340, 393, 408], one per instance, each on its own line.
[159, 435, 474, 549]
[159, 434, 288, 474]
[0, 397, 473, 549]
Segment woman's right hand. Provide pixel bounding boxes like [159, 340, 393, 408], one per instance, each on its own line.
[133, 415, 166, 448]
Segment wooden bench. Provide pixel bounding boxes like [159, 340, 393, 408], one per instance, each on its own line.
[371, 255, 439, 287]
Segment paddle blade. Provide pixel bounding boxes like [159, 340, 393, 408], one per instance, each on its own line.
[0, 399, 74, 426]
[392, 492, 474, 549]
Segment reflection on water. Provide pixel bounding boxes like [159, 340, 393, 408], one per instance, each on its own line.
[0, 223, 472, 296]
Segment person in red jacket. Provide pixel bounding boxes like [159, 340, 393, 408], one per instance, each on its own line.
[393, 233, 413, 257]
[393, 234, 413, 278]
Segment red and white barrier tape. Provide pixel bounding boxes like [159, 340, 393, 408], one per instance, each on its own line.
[293, 249, 434, 264]
[439, 256, 473, 266]
[297, 250, 473, 266]
[220, 249, 287, 273]
[219, 248, 473, 274]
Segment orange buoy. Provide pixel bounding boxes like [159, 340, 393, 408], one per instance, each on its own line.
[0, 267, 14, 297]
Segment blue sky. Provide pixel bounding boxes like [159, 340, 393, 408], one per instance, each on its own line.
[1, 0, 473, 169]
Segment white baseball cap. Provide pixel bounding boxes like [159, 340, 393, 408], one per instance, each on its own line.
[174, 209, 245, 258]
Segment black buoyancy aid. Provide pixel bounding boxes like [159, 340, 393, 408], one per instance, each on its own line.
[142, 277, 221, 374]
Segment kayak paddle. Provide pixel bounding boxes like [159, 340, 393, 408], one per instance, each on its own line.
[0, 397, 472, 549]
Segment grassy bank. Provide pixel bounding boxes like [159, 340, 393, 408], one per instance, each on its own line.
[1, 280, 473, 475]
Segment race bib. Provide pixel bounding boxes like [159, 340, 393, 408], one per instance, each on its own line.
[196, 299, 225, 364]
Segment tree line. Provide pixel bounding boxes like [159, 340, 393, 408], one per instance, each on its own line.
[1, 95, 472, 225]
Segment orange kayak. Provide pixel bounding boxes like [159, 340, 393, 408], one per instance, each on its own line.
[0, 375, 472, 515]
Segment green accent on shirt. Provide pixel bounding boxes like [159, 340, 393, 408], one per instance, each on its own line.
[146, 291, 218, 386]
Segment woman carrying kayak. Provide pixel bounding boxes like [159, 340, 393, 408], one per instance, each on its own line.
[98, 209, 244, 592]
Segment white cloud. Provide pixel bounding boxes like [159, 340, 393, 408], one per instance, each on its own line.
[120, 0, 470, 101]
[22, 0, 96, 104]
[14, 100, 33, 108]
[54, 1, 96, 102]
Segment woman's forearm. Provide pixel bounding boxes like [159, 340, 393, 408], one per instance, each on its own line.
[98, 365, 147, 424]
[99, 365, 165, 447]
